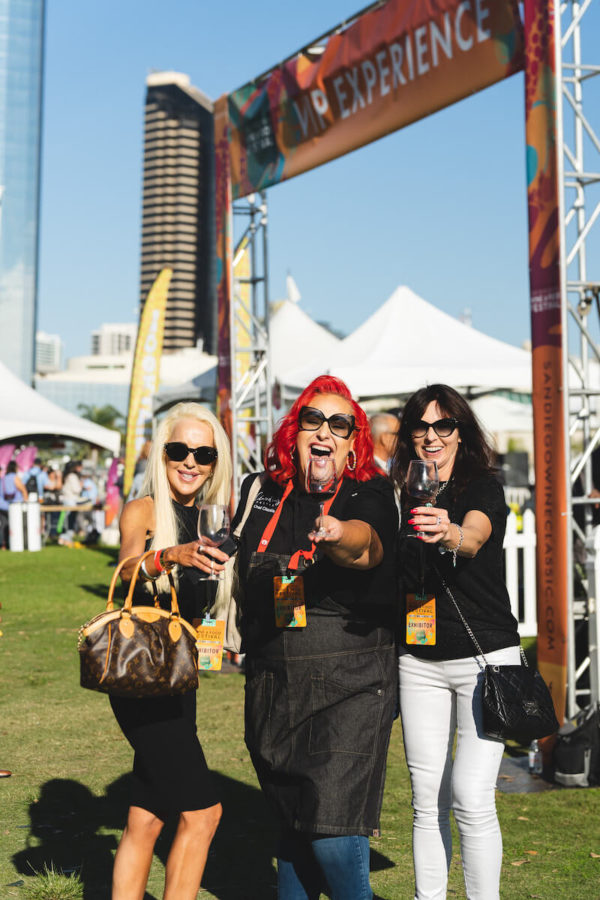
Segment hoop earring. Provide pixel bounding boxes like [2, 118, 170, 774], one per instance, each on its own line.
[346, 449, 356, 472]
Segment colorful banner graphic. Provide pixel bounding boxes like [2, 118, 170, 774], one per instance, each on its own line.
[215, 95, 234, 437]
[524, 0, 568, 728]
[123, 268, 172, 497]
[225, 0, 524, 197]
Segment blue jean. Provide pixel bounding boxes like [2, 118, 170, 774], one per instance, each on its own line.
[277, 832, 372, 900]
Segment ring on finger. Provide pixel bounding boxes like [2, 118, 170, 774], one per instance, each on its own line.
[436, 516, 442, 526]
[198, 544, 204, 554]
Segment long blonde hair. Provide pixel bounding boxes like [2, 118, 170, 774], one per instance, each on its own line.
[140, 402, 232, 609]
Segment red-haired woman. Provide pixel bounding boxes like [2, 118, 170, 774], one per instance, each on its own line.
[232, 376, 398, 900]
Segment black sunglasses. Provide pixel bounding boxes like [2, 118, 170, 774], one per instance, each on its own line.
[411, 417, 459, 438]
[298, 406, 356, 440]
[164, 442, 218, 465]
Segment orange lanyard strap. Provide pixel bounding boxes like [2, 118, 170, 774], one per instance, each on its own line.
[257, 478, 343, 571]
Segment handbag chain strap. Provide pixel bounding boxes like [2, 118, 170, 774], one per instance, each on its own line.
[435, 567, 527, 670]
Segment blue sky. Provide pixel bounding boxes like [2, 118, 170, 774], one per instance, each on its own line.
[38, 1, 600, 360]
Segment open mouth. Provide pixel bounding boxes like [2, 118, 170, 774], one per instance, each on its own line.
[310, 445, 332, 457]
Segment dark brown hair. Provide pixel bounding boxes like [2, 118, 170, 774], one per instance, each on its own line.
[391, 384, 496, 492]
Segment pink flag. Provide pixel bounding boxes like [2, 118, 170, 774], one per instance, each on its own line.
[15, 446, 37, 472]
[105, 457, 121, 526]
[0, 444, 15, 470]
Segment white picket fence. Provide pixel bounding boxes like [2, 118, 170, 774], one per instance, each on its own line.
[503, 508, 537, 637]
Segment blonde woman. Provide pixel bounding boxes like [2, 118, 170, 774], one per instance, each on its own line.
[111, 403, 232, 900]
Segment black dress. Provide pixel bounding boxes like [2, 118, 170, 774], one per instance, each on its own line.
[110, 501, 220, 816]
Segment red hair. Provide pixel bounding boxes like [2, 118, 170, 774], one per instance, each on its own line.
[264, 375, 379, 484]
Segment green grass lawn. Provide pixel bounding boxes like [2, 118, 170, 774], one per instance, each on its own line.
[0, 546, 599, 899]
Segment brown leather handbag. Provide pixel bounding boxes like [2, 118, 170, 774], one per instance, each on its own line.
[78, 551, 199, 697]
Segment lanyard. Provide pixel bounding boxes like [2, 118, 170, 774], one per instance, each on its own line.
[257, 478, 342, 571]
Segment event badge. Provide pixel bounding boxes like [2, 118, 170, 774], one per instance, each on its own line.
[406, 593, 436, 645]
[195, 617, 225, 670]
[273, 576, 307, 628]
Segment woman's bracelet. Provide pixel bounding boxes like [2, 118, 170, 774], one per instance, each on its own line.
[140, 558, 157, 581]
[438, 523, 464, 567]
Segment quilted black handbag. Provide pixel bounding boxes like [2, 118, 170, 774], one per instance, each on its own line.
[482, 653, 559, 742]
[78, 551, 199, 697]
[437, 571, 559, 743]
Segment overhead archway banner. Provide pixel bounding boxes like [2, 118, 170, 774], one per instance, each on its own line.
[225, 0, 525, 198]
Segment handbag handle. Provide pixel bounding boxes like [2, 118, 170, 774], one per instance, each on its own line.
[106, 551, 181, 617]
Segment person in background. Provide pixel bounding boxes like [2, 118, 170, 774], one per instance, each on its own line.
[392, 383, 520, 900]
[127, 440, 152, 501]
[0, 476, 8, 549]
[232, 375, 399, 900]
[25, 457, 47, 497]
[2, 461, 28, 503]
[369, 412, 401, 476]
[62, 460, 84, 536]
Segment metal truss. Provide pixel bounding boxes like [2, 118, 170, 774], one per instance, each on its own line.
[230, 191, 272, 507]
[557, 0, 600, 714]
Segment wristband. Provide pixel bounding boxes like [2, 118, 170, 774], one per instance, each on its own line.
[154, 549, 166, 573]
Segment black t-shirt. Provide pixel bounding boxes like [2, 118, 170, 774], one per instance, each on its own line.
[399, 474, 520, 660]
[232, 473, 399, 650]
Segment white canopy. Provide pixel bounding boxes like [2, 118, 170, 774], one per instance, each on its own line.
[283, 286, 532, 398]
[0, 360, 121, 454]
[270, 299, 341, 382]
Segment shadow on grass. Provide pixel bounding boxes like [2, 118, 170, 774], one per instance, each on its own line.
[12, 771, 278, 900]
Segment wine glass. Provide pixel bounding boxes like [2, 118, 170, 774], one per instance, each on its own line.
[306, 457, 338, 538]
[405, 460, 439, 538]
[197, 504, 230, 580]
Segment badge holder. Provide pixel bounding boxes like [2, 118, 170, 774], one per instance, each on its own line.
[274, 575, 307, 628]
[196, 616, 226, 670]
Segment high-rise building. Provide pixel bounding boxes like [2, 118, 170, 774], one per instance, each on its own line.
[91, 322, 137, 356]
[35, 330, 63, 373]
[140, 72, 216, 355]
[0, 0, 45, 385]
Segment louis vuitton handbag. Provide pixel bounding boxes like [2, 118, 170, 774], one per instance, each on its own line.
[79, 551, 199, 697]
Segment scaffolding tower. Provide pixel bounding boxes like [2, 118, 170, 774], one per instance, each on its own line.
[558, 0, 600, 715]
[230, 192, 272, 507]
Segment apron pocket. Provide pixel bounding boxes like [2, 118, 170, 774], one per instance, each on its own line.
[244, 670, 275, 766]
[309, 674, 383, 758]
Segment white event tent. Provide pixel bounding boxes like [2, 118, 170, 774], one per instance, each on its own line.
[283, 286, 532, 398]
[269, 298, 341, 383]
[0, 360, 121, 454]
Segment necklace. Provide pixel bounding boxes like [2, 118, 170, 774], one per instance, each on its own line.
[437, 477, 452, 498]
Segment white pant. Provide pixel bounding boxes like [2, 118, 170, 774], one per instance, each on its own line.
[398, 646, 520, 900]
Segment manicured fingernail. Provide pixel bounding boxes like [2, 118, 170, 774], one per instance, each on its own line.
[417, 535, 425, 540]
[407, 518, 415, 524]
[410, 508, 417, 513]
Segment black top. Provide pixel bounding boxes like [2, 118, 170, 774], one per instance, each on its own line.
[232, 473, 399, 652]
[399, 474, 520, 660]
[132, 500, 215, 625]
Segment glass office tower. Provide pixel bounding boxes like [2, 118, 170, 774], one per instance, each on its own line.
[0, 0, 45, 384]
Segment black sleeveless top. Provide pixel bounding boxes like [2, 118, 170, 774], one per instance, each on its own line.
[132, 499, 215, 625]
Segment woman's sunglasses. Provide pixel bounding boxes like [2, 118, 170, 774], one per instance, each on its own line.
[298, 406, 356, 440]
[164, 442, 218, 465]
[411, 418, 459, 438]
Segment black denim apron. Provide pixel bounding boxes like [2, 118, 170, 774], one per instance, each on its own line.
[243, 548, 397, 837]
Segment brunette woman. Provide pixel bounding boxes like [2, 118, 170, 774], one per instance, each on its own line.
[232, 375, 398, 900]
[393, 384, 520, 900]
